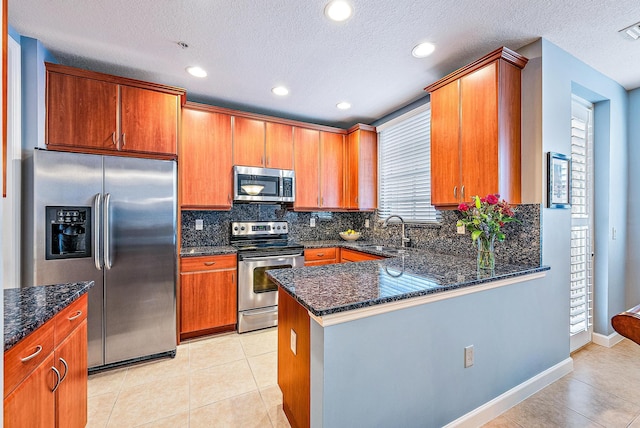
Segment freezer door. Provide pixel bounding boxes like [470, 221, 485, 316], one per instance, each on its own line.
[29, 150, 106, 368]
[103, 156, 177, 364]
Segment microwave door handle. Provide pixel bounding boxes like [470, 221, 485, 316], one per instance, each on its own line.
[104, 193, 113, 270]
[93, 194, 103, 270]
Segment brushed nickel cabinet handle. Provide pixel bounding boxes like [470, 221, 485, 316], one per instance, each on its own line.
[21, 345, 43, 363]
[317, 253, 325, 257]
[261, 155, 265, 165]
[454, 186, 458, 199]
[204, 261, 216, 266]
[111, 132, 117, 146]
[51, 366, 61, 393]
[461, 185, 465, 200]
[68, 311, 83, 321]
[59, 358, 69, 383]
[121, 133, 126, 147]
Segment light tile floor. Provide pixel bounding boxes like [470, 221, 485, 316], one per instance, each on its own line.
[88, 330, 640, 428]
[484, 339, 640, 428]
[87, 327, 290, 428]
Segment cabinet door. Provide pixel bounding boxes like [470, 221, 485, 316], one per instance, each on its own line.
[180, 270, 237, 333]
[46, 72, 118, 150]
[460, 62, 499, 200]
[293, 128, 320, 210]
[180, 108, 233, 209]
[55, 321, 88, 428]
[430, 81, 461, 206]
[233, 117, 266, 167]
[340, 249, 384, 262]
[265, 122, 293, 169]
[345, 130, 378, 211]
[319, 132, 344, 209]
[4, 354, 56, 428]
[120, 85, 179, 156]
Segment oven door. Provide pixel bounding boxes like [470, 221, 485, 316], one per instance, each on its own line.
[238, 253, 303, 311]
[237, 252, 304, 333]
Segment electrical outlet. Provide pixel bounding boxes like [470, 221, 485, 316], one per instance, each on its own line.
[457, 224, 466, 234]
[612, 227, 617, 240]
[464, 345, 474, 368]
[365, 219, 370, 228]
[195, 219, 204, 230]
[290, 329, 297, 355]
[310, 217, 316, 227]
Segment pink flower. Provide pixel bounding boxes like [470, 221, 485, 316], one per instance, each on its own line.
[486, 194, 499, 205]
[458, 203, 469, 212]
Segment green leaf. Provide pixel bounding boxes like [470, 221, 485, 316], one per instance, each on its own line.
[471, 230, 482, 241]
[474, 196, 481, 209]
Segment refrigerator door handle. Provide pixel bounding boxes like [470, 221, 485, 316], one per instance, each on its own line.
[93, 193, 103, 270]
[104, 193, 113, 270]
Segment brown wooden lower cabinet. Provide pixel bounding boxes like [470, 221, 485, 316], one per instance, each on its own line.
[278, 290, 310, 428]
[340, 248, 385, 262]
[304, 247, 338, 266]
[4, 294, 88, 428]
[180, 254, 237, 339]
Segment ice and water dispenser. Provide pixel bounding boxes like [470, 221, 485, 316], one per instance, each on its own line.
[45, 206, 92, 260]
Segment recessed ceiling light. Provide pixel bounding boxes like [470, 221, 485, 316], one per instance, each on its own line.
[272, 86, 289, 96]
[336, 102, 351, 110]
[186, 66, 207, 78]
[411, 42, 435, 58]
[324, 0, 353, 22]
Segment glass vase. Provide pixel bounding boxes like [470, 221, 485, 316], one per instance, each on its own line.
[477, 235, 496, 271]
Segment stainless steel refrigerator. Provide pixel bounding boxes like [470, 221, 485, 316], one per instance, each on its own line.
[22, 149, 177, 369]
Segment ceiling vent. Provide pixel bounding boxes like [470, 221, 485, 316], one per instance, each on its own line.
[619, 22, 640, 40]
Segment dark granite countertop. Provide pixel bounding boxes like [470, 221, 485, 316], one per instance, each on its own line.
[180, 246, 237, 257]
[268, 246, 549, 317]
[4, 281, 94, 351]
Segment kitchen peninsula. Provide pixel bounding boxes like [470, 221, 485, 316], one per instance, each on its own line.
[4, 281, 93, 428]
[268, 247, 549, 428]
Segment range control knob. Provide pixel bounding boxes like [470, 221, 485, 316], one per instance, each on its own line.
[276, 226, 281, 230]
[240, 226, 246, 231]
[233, 226, 239, 231]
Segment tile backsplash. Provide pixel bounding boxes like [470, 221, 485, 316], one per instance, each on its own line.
[181, 203, 541, 266]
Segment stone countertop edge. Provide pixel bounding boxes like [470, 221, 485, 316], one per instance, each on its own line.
[180, 246, 238, 257]
[4, 281, 94, 351]
[268, 254, 550, 318]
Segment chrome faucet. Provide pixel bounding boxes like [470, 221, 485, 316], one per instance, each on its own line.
[382, 214, 410, 248]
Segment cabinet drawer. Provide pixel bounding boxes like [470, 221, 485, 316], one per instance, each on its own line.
[54, 294, 88, 346]
[340, 249, 385, 262]
[304, 248, 337, 262]
[4, 321, 55, 398]
[181, 254, 237, 272]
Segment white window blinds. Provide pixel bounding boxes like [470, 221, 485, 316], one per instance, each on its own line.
[377, 105, 439, 223]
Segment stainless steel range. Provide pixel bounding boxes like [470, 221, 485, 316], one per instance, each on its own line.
[231, 221, 304, 333]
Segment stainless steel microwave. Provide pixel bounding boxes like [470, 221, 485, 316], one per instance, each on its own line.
[233, 166, 295, 203]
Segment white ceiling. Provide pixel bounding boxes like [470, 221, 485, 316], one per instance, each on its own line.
[9, 0, 640, 128]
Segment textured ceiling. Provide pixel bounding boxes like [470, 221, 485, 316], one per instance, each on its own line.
[9, 0, 640, 128]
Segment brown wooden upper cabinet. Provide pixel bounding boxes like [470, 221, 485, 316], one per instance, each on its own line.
[233, 117, 294, 169]
[180, 104, 233, 210]
[345, 125, 378, 211]
[424, 47, 527, 208]
[45, 63, 185, 158]
[294, 128, 344, 211]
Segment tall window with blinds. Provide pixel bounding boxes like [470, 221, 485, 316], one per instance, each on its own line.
[377, 105, 439, 223]
[569, 96, 594, 351]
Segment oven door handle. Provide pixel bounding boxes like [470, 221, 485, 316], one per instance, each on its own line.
[243, 308, 279, 317]
[240, 254, 303, 262]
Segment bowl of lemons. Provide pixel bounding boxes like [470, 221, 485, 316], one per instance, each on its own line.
[339, 229, 361, 241]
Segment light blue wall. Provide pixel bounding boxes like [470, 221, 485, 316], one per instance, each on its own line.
[21, 37, 56, 152]
[626, 88, 640, 307]
[519, 39, 629, 337]
[311, 275, 565, 427]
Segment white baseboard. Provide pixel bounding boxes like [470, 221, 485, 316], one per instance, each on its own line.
[444, 358, 574, 428]
[592, 332, 624, 348]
